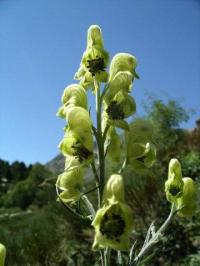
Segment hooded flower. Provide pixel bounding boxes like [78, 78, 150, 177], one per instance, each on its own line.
[92, 174, 133, 251]
[103, 174, 125, 203]
[0, 243, 6, 266]
[59, 107, 93, 164]
[127, 142, 156, 174]
[75, 25, 109, 89]
[105, 126, 121, 162]
[56, 84, 87, 119]
[127, 118, 154, 143]
[104, 71, 134, 103]
[165, 159, 184, 204]
[177, 177, 196, 217]
[56, 167, 84, 204]
[109, 53, 139, 81]
[103, 53, 138, 130]
[125, 118, 156, 172]
[104, 91, 136, 130]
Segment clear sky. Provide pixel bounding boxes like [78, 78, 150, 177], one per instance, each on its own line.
[0, 0, 200, 165]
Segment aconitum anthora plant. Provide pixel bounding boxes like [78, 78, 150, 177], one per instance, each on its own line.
[56, 25, 196, 266]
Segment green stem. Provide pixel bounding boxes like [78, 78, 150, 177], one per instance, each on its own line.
[118, 158, 127, 174]
[94, 77, 105, 205]
[131, 203, 177, 266]
[117, 250, 123, 265]
[104, 248, 111, 266]
[102, 124, 110, 144]
[94, 77, 108, 266]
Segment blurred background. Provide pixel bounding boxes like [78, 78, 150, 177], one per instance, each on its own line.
[0, 0, 200, 265]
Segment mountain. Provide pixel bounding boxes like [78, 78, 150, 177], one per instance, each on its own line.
[46, 154, 65, 174]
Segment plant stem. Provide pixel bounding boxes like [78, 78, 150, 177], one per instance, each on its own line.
[117, 250, 123, 265]
[94, 77, 105, 205]
[118, 158, 127, 174]
[131, 203, 177, 266]
[94, 77, 107, 266]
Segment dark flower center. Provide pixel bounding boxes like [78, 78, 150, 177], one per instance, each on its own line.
[72, 142, 93, 163]
[169, 186, 181, 197]
[136, 155, 146, 164]
[87, 56, 105, 76]
[100, 211, 125, 242]
[106, 101, 125, 120]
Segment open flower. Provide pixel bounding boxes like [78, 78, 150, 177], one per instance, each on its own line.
[127, 142, 156, 173]
[92, 174, 133, 251]
[0, 243, 6, 266]
[104, 91, 136, 130]
[125, 118, 156, 172]
[165, 159, 184, 204]
[92, 202, 133, 251]
[75, 25, 109, 89]
[56, 167, 84, 204]
[59, 127, 93, 164]
[177, 177, 196, 217]
[56, 84, 87, 119]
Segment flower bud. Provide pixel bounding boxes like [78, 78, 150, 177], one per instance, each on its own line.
[0, 243, 6, 266]
[177, 177, 196, 217]
[87, 25, 104, 49]
[104, 71, 134, 103]
[56, 84, 87, 119]
[109, 53, 138, 81]
[103, 174, 125, 203]
[67, 107, 93, 153]
[168, 158, 182, 180]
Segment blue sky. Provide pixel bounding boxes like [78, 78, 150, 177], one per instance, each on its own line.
[0, 0, 200, 165]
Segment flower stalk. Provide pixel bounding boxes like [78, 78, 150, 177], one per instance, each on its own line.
[130, 203, 178, 266]
[55, 25, 196, 266]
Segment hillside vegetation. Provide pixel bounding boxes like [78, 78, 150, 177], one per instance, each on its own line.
[0, 99, 200, 266]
